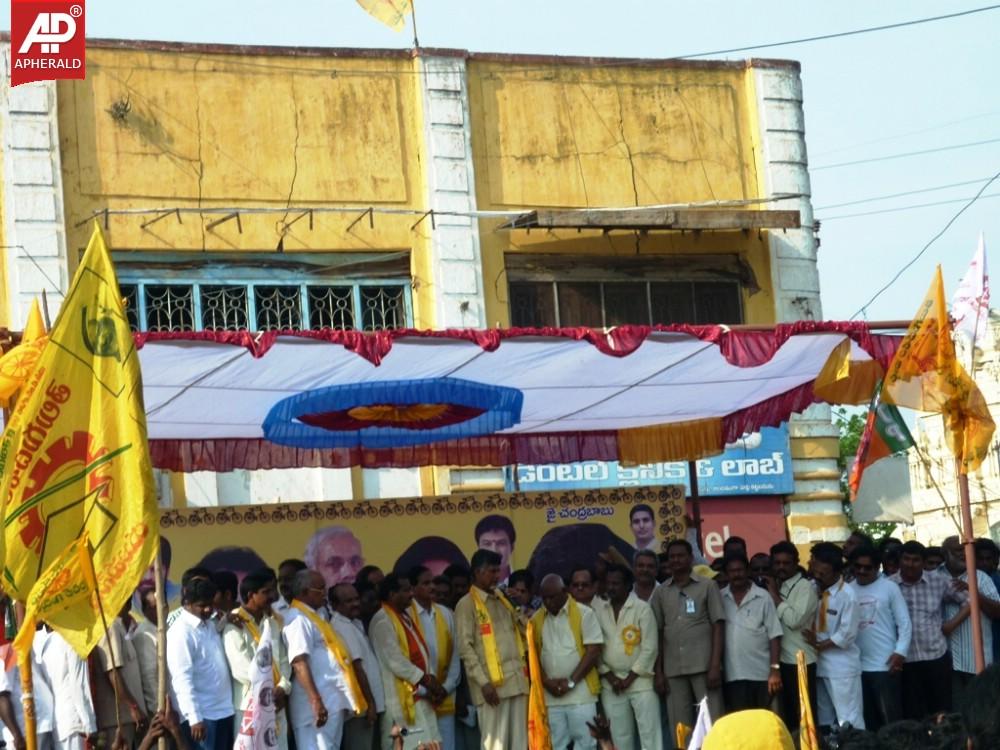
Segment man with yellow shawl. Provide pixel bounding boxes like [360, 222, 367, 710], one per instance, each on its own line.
[370, 572, 445, 749]
[532, 573, 604, 750]
[455, 549, 529, 750]
[285, 569, 368, 749]
[408, 565, 462, 748]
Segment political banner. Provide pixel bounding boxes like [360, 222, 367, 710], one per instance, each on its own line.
[507, 425, 793, 496]
[157, 485, 686, 594]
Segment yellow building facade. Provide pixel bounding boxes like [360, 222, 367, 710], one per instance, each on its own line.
[0, 40, 846, 546]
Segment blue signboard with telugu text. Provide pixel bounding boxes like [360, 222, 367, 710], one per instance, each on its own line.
[505, 424, 794, 496]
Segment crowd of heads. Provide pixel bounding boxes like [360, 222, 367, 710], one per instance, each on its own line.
[163, 526, 1000, 750]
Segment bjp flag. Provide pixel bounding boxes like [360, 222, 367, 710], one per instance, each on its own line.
[0, 299, 48, 407]
[0, 223, 158, 659]
[883, 266, 995, 474]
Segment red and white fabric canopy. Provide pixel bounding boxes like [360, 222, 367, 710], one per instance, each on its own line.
[137, 323, 900, 472]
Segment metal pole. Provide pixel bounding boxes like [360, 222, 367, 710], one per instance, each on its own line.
[957, 458, 986, 673]
[688, 460, 703, 549]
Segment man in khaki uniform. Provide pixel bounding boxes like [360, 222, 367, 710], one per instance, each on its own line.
[595, 564, 662, 750]
[650, 539, 725, 745]
[455, 549, 528, 750]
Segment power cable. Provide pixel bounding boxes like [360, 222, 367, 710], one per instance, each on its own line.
[849, 168, 1000, 320]
[678, 4, 1000, 59]
[820, 191, 1000, 221]
[477, 3, 1000, 77]
[812, 109, 1000, 158]
[815, 176, 996, 211]
[813, 137, 1000, 171]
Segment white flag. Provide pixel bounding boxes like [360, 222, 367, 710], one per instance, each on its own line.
[687, 696, 713, 749]
[235, 619, 278, 750]
[952, 233, 990, 343]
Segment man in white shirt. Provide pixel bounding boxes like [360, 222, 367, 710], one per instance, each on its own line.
[941, 535, 1000, 698]
[847, 545, 911, 730]
[45, 632, 95, 750]
[30, 627, 56, 750]
[223, 569, 292, 750]
[93, 604, 148, 746]
[632, 550, 659, 603]
[0, 656, 26, 750]
[370, 573, 445, 749]
[408, 566, 462, 750]
[274, 559, 306, 619]
[130, 586, 161, 716]
[720, 555, 783, 713]
[285, 569, 362, 749]
[764, 541, 818, 734]
[166, 577, 235, 749]
[533, 573, 603, 750]
[36, 627, 96, 750]
[594, 564, 662, 750]
[808, 542, 863, 732]
[329, 582, 384, 750]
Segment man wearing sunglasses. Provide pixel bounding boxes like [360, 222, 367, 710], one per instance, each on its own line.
[847, 545, 911, 731]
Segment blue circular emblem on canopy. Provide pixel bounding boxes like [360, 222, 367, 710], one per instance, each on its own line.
[262, 377, 524, 450]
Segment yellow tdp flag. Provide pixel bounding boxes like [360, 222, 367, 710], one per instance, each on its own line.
[525, 621, 552, 750]
[797, 650, 819, 750]
[883, 266, 995, 474]
[0, 224, 158, 657]
[0, 299, 48, 406]
[355, 0, 412, 31]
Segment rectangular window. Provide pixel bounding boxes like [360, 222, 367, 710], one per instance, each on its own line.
[121, 280, 410, 333]
[510, 279, 742, 327]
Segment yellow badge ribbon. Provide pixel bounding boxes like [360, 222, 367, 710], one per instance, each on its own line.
[621, 625, 641, 656]
[290, 601, 367, 716]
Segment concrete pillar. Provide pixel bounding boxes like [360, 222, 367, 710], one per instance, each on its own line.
[753, 64, 849, 546]
[1, 44, 70, 326]
[418, 55, 487, 329]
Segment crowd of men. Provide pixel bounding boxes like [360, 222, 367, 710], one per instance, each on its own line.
[3, 528, 1000, 750]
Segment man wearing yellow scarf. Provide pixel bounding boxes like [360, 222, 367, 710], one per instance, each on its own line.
[370, 573, 445, 749]
[222, 570, 292, 750]
[532, 574, 604, 750]
[455, 549, 529, 750]
[285, 569, 366, 749]
[408, 566, 462, 748]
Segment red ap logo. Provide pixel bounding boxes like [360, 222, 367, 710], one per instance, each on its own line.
[10, 1, 86, 87]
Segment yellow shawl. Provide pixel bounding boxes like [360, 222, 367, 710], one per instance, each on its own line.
[530, 597, 600, 696]
[409, 602, 456, 716]
[290, 601, 367, 715]
[470, 586, 526, 686]
[235, 607, 282, 686]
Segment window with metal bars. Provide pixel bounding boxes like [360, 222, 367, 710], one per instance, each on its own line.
[508, 280, 742, 327]
[119, 280, 410, 333]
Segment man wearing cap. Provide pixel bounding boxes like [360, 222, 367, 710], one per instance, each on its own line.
[650, 539, 725, 741]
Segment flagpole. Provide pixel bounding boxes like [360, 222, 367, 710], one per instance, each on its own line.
[410, 0, 420, 49]
[957, 456, 986, 673]
[154, 550, 169, 750]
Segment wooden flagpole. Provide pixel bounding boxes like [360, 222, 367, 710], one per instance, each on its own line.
[958, 457, 986, 673]
[154, 548, 169, 749]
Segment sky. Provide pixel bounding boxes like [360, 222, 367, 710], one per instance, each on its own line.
[4, 0, 997, 322]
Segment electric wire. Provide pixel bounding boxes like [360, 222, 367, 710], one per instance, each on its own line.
[848, 168, 1000, 320]
[815, 177, 996, 211]
[820, 191, 1000, 222]
[812, 137, 1000, 171]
